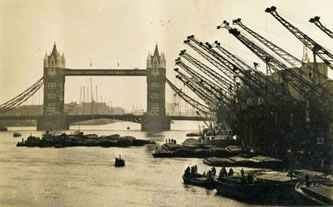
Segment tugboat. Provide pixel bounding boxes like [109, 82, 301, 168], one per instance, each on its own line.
[13, 131, 22, 137]
[114, 155, 125, 167]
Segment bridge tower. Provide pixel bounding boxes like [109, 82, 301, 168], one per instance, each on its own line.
[142, 44, 170, 130]
[37, 43, 69, 130]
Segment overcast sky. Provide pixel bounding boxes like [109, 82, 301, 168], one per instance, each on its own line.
[1, 0, 332, 112]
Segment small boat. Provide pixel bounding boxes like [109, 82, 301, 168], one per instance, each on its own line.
[183, 174, 215, 188]
[114, 155, 125, 167]
[13, 131, 22, 137]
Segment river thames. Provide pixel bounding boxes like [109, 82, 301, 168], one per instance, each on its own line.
[0, 121, 254, 207]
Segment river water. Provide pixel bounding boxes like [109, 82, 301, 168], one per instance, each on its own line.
[0, 121, 271, 206]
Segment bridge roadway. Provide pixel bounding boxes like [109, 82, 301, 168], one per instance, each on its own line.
[0, 114, 214, 124]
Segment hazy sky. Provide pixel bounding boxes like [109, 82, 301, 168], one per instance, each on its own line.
[1, 0, 333, 112]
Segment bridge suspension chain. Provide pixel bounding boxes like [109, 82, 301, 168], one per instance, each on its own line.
[0, 77, 44, 114]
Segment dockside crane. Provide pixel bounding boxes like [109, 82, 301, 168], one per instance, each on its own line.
[189, 37, 268, 91]
[174, 69, 227, 106]
[175, 58, 233, 100]
[213, 41, 282, 98]
[213, 40, 259, 72]
[233, 18, 329, 84]
[309, 16, 333, 39]
[174, 71, 220, 107]
[219, 22, 317, 104]
[212, 41, 274, 93]
[166, 78, 210, 114]
[265, 6, 333, 71]
[183, 38, 236, 84]
[175, 58, 225, 95]
[231, 18, 324, 99]
[187, 36, 274, 103]
[179, 50, 234, 90]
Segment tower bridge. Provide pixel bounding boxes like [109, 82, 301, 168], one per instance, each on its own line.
[40, 43, 169, 131]
[0, 43, 211, 131]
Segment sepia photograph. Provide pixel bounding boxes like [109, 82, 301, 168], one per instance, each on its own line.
[0, 0, 332, 206]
